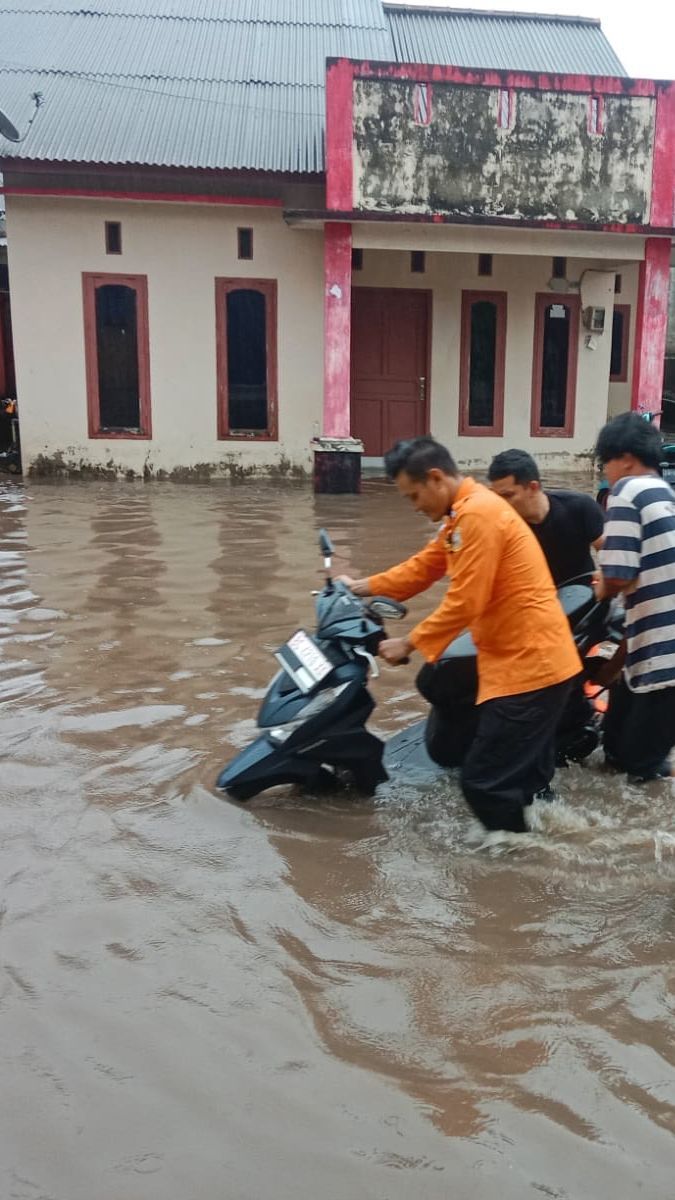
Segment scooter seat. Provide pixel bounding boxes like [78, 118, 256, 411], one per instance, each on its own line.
[436, 584, 594, 664]
[438, 629, 475, 661]
[557, 583, 595, 623]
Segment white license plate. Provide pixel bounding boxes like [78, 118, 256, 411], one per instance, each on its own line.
[274, 630, 333, 694]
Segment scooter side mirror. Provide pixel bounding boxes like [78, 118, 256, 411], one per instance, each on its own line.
[369, 596, 408, 620]
[318, 529, 334, 557]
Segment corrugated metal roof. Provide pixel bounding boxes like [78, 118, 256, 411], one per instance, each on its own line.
[0, 0, 389, 21]
[0, 1, 627, 174]
[0, 73, 327, 172]
[0, 12, 394, 86]
[385, 5, 626, 75]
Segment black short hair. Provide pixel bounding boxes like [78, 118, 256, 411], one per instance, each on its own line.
[595, 412, 663, 471]
[384, 436, 458, 482]
[487, 449, 540, 485]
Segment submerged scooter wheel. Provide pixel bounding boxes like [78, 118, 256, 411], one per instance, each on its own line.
[222, 784, 258, 802]
[556, 724, 599, 766]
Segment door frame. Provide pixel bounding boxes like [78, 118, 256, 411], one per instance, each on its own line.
[530, 291, 580, 438]
[350, 285, 433, 449]
[82, 271, 152, 440]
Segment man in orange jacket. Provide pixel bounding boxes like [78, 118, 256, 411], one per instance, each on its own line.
[340, 437, 581, 832]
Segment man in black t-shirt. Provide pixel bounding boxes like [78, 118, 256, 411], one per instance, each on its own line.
[488, 449, 604, 585]
[488, 449, 605, 764]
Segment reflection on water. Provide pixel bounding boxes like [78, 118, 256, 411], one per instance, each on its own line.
[1, 475, 674, 1200]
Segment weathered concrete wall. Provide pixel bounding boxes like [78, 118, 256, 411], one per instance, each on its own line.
[354, 245, 619, 469]
[5, 198, 324, 477]
[353, 81, 655, 224]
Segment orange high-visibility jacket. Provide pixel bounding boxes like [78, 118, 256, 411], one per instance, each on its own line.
[368, 477, 581, 704]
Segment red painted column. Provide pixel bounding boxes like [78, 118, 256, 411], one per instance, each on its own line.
[323, 222, 352, 437]
[325, 59, 354, 212]
[631, 238, 672, 419]
[650, 81, 675, 228]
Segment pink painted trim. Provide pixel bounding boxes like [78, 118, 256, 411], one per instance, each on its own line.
[82, 272, 152, 440]
[609, 303, 631, 383]
[458, 290, 506, 437]
[587, 94, 604, 136]
[323, 223, 352, 438]
[413, 83, 433, 126]
[327, 57, 665, 97]
[1, 186, 282, 207]
[631, 237, 671, 417]
[214, 277, 278, 441]
[326, 59, 355, 211]
[530, 292, 580, 438]
[650, 82, 675, 228]
[497, 88, 514, 130]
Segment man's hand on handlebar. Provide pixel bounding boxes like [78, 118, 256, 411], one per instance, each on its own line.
[335, 575, 372, 597]
[378, 636, 414, 665]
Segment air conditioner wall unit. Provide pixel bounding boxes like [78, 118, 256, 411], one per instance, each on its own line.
[583, 305, 606, 334]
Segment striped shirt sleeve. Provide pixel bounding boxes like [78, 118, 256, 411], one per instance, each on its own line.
[600, 488, 641, 581]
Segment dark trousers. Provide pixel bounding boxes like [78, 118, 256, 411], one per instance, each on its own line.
[461, 679, 573, 833]
[603, 677, 675, 779]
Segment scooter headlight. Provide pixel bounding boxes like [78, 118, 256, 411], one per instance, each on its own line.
[268, 681, 350, 743]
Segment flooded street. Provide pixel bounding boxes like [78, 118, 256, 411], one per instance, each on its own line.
[1, 475, 675, 1200]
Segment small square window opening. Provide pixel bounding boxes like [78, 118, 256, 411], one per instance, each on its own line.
[552, 256, 567, 280]
[237, 228, 254, 260]
[413, 83, 432, 127]
[105, 222, 122, 255]
[351, 248, 364, 271]
[614, 274, 622, 295]
[478, 254, 493, 277]
[410, 251, 426, 274]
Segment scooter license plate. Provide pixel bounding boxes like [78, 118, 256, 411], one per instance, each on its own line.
[274, 630, 333, 694]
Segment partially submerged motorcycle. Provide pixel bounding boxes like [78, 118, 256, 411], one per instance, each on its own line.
[216, 531, 407, 800]
[216, 531, 622, 802]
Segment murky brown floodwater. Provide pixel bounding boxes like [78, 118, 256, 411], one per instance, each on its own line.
[1, 474, 675, 1200]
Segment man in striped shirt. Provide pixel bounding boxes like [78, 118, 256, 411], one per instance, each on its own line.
[594, 412, 675, 781]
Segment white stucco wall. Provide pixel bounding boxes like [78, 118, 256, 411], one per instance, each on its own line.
[352, 239, 638, 468]
[5, 195, 644, 476]
[5, 197, 324, 476]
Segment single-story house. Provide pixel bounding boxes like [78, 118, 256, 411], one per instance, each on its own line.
[0, 0, 673, 486]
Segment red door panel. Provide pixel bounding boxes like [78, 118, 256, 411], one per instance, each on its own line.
[351, 288, 430, 456]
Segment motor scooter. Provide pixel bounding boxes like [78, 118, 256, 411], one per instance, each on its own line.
[216, 531, 408, 800]
[216, 531, 622, 802]
[0, 397, 21, 473]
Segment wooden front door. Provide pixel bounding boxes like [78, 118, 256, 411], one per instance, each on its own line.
[351, 287, 430, 456]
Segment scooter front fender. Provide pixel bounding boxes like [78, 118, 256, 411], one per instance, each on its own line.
[216, 732, 327, 801]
